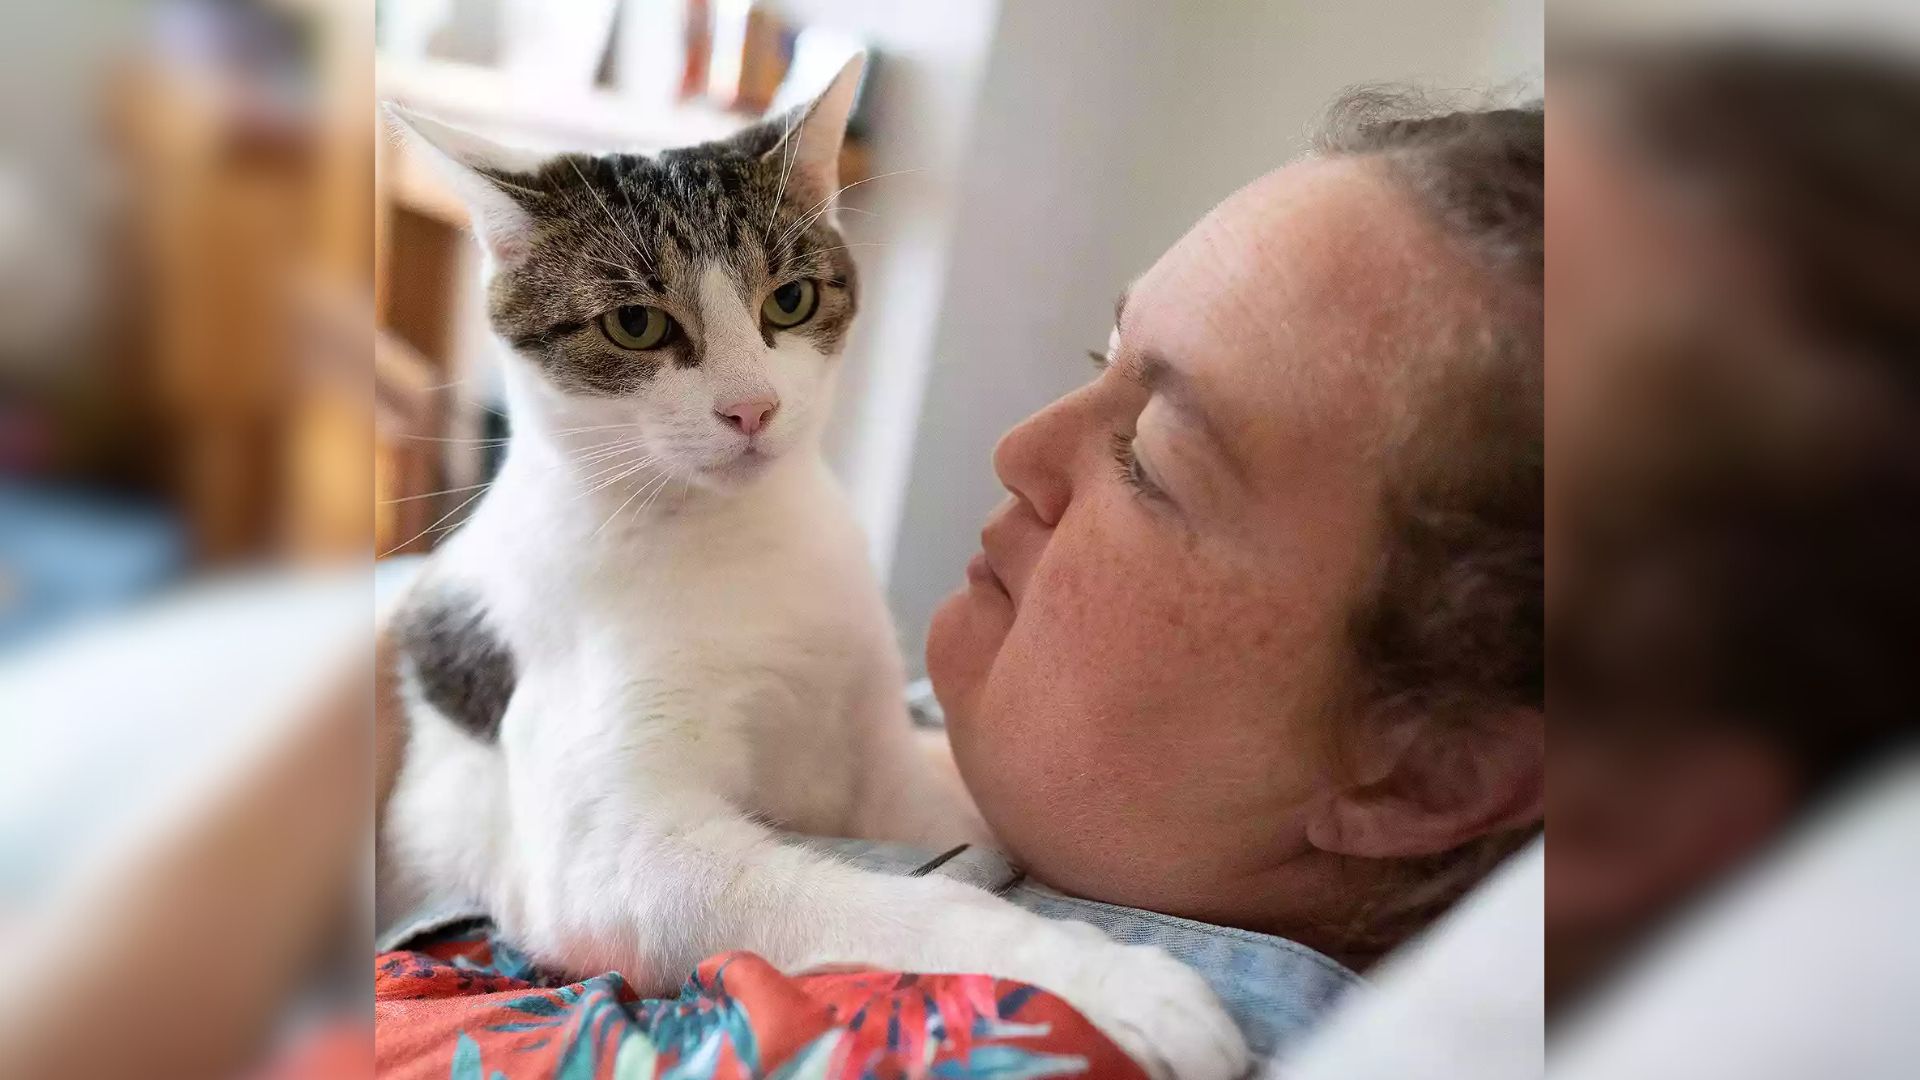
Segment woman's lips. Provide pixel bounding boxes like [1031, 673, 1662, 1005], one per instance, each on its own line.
[966, 550, 1010, 598]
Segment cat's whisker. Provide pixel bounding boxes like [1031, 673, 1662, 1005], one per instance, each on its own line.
[633, 469, 680, 517]
[572, 449, 648, 474]
[380, 485, 491, 557]
[569, 158, 658, 280]
[554, 439, 647, 459]
[612, 167, 660, 278]
[420, 515, 478, 540]
[567, 431, 643, 451]
[550, 422, 646, 438]
[570, 457, 646, 488]
[764, 106, 803, 244]
[592, 469, 674, 538]
[416, 377, 507, 419]
[639, 469, 679, 513]
[584, 253, 644, 278]
[576, 454, 662, 497]
[571, 441, 658, 479]
[393, 433, 513, 446]
[556, 437, 639, 451]
[774, 168, 923, 253]
[579, 469, 648, 503]
[570, 440, 652, 469]
[570, 206, 647, 278]
[385, 366, 513, 428]
[572, 450, 642, 473]
[560, 429, 644, 448]
[380, 481, 493, 505]
[538, 444, 633, 476]
[808, 242, 891, 257]
[571, 443, 646, 475]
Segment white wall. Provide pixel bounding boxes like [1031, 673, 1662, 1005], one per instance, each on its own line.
[779, 0, 1004, 574]
[880, 1, 1543, 675]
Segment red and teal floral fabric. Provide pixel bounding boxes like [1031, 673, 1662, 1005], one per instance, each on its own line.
[374, 925, 1146, 1079]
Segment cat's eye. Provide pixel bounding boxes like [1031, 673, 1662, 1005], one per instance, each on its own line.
[762, 279, 819, 329]
[601, 305, 677, 350]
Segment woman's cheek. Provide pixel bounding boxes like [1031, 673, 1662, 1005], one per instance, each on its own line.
[925, 593, 996, 727]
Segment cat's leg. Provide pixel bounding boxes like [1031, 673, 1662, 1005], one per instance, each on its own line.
[502, 763, 1249, 1080]
[837, 653, 996, 849]
[378, 703, 510, 934]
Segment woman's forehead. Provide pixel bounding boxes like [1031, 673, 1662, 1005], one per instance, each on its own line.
[1122, 157, 1443, 452]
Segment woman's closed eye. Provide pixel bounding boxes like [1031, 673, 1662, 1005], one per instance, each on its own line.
[1109, 431, 1167, 501]
[1084, 349, 1170, 503]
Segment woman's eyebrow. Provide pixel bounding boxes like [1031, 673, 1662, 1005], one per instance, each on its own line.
[1121, 349, 1251, 485]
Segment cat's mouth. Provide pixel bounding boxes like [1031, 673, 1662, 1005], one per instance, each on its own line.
[698, 442, 779, 484]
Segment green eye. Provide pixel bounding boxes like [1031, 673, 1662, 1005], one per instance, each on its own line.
[601, 305, 676, 350]
[762, 279, 819, 329]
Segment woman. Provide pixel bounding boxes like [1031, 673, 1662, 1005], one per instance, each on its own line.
[927, 97, 1543, 971]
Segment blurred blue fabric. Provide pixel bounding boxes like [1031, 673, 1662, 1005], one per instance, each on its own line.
[0, 482, 186, 651]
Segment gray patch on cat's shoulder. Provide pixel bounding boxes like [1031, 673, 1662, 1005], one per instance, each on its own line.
[393, 582, 517, 743]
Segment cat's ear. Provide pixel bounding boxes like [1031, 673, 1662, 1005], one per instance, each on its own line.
[749, 53, 865, 214]
[384, 104, 547, 264]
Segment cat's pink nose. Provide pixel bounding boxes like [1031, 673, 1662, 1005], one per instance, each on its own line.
[717, 397, 778, 436]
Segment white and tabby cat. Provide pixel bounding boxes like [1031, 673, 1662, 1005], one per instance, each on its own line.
[379, 59, 1248, 1080]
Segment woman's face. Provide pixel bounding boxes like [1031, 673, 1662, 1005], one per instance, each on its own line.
[927, 157, 1461, 927]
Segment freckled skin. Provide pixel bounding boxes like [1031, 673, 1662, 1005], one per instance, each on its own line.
[927, 159, 1467, 943]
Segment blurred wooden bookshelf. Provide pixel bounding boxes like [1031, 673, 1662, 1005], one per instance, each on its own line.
[105, 0, 376, 565]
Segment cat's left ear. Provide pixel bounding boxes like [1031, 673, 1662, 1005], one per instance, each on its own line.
[385, 104, 550, 265]
[741, 53, 865, 213]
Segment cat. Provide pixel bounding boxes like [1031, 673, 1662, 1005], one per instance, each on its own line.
[378, 58, 1248, 1080]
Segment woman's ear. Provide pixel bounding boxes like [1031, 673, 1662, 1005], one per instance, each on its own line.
[384, 104, 548, 265]
[1307, 707, 1544, 859]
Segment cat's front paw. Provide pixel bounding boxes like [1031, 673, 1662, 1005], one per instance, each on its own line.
[1038, 926, 1252, 1080]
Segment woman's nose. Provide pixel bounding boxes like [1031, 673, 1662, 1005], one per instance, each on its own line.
[992, 395, 1077, 527]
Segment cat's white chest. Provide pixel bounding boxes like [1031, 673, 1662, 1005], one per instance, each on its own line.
[468, 460, 891, 835]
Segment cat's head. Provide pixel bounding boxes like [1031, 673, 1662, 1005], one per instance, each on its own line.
[389, 58, 864, 490]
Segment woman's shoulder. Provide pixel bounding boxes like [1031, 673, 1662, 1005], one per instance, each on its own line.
[803, 836, 1363, 1063]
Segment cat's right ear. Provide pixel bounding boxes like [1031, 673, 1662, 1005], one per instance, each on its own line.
[384, 104, 546, 264]
[729, 54, 865, 213]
